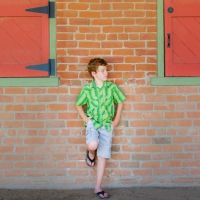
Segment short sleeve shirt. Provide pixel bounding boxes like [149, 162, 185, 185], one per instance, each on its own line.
[76, 80, 126, 131]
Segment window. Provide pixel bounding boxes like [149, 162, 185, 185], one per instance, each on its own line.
[0, 0, 58, 87]
[151, 0, 200, 85]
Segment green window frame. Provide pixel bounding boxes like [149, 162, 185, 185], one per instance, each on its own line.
[151, 0, 200, 86]
[0, 0, 59, 87]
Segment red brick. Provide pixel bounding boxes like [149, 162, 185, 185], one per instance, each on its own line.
[24, 122, 44, 128]
[102, 42, 122, 48]
[26, 170, 46, 177]
[24, 138, 45, 145]
[167, 95, 186, 102]
[143, 146, 162, 153]
[0, 113, 13, 120]
[131, 137, 151, 144]
[112, 154, 130, 160]
[15, 162, 34, 168]
[57, 11, 77, 18]
[124, 41, 145, 48]
[114, 18, 135, 25]
[134, 169, 152, 176]
[103, 26, 123, 33]
[47, 104, 67, 111]
[113, 49, 134, 55]
[4, 138, 22, 145]
[0, 95, 14, 102]
[172, 168, 189, 175]
[134, 104, 153, 110]
[46, 121, 65, 128]
[4, 121, 23, 128]
[5, 105, 24, 111]
[79, 41, 100, 48]
[172, 120, 192, 127]
[26, 105, 46, 111]
[80, 11, 100, 18]
[16, 96, 35, 103]
[173, 153, 193, 159]
[5, 88, 25, 94]
[36, 162, 55, 168]
[46, 138, 66, 144]
[164, 145, 183, 152]
[0, 162, 12, 169]
[90, 3, 111, 10]
[162, 161, 181, 167]
[174, 177, 195, 184]
[4, 170, 24, 177]
[90, 49, 111, 55]
[102, 11, 122, 17]
[141, 162, 160, 168]
[173, 136, 193, 143]
[47, 170, 66, 176]
[125, 56, 145, 63]
[92, 19, 112, 25]
[16, 113, 35, 120]
[154, 169, 170, 175]
[68, 3, 89, 10]
[37, 113, 56, 120]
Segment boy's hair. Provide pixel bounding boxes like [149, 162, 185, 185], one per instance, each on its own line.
[87, 58, 107, 77]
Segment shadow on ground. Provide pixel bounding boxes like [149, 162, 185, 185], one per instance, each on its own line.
[0, 187, 199, 200]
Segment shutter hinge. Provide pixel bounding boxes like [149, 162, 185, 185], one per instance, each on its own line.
[25, 2, 55, 18]
[26, 59, 56, 76]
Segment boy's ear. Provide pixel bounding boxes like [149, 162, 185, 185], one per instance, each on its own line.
[91, 71, 96, 77]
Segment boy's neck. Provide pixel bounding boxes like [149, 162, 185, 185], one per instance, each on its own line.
[94, 78, 104, 88]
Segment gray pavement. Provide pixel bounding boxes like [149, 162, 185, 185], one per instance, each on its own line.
[0, 187, 199, 200]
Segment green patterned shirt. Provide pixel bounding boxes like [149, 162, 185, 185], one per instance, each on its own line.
[76, 80, 126, 132]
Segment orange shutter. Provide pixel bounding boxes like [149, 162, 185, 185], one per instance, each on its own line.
[0, 0, 51, 77]
[165, 0, 200, 76]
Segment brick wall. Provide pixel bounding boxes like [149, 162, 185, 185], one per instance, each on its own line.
[1, 0, 200, 189]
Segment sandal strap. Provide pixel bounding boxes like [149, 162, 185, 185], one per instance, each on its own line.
[96, 191, 105, 195]
[87, 150, 95, 163]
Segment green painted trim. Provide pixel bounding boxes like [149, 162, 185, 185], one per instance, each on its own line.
[0, 0, 58, 87]
[0, 77, 59, 87]
[156, 0, 164, 77]
[151, 77, 200, 86]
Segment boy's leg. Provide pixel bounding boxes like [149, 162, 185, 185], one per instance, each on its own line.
[86, 120, 99, 166]
[94, 156, 109, 198]
[94, 125, 113, 198]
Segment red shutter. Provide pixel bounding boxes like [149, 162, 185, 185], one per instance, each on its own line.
[0, 0, 49, 77]
[165, 0, 200, 76]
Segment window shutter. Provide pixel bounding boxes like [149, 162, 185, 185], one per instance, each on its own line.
[0, 0, 53, 77]
[165, 0, 200, 76]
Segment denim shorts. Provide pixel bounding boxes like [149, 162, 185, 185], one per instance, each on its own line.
[86, 120, 113, 159]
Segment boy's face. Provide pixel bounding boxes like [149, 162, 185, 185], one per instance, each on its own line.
[92, 65, 108, 82]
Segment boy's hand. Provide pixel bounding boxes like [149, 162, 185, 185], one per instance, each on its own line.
[84, 116, 92, 123]
[111, 120, 118, 128]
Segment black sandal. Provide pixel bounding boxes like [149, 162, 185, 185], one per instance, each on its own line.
[85, 150, 95, 167]
[95, 191, 110, 199]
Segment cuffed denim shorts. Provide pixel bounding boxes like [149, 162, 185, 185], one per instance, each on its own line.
[86, 119, 113, 159]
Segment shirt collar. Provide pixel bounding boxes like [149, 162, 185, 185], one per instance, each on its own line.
[91, 80, 107, 88]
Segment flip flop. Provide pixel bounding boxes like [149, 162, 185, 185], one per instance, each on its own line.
[85, 150, 95, 167]
[95, 191, 110, 199]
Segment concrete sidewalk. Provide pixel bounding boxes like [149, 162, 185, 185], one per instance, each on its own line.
[0, 187, 199, 200]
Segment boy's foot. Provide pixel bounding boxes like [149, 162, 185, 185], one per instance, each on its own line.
[95, 191, 110, 199]
[85, 150, 95, 167]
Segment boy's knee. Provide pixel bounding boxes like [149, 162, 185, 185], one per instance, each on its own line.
[87, 141, 98, 150]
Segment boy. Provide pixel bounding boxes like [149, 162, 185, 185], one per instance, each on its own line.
[75, 58, 126, 199]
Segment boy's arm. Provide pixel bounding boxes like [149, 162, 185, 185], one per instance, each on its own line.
[76, 105, 92, 123]
[112, 102, 123, 127]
